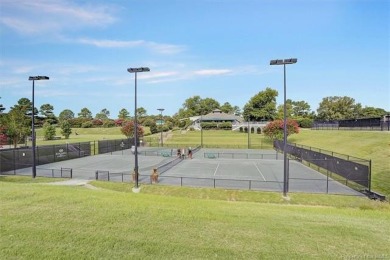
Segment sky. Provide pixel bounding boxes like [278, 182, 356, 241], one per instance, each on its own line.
[0, 0, 389, 117]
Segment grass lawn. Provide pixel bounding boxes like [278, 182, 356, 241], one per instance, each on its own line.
[288, 130, 390, 197]
[1, 177, 389, 259]
[164, 129, 274, 149]
[31, 127, 151, 146]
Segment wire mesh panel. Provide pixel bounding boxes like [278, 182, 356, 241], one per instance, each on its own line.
[274, 140, 371, 191]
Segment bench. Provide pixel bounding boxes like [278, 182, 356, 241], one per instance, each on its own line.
[161, 152, 171, 157]
[205, 153, 217, 159]
[53, 136, 62, 140]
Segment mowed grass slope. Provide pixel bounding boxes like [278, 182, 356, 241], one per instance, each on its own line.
[1, 178, 389, 259]
[289, 130, 390, 197]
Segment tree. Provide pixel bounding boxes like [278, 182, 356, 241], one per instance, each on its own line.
[0, 97, 5, 114]
[118, 108, 130, 119]
[263, 119, 300, 141]
[136, 107, 147, 118]
[121, 121, 144, 138]
[233, 105, 241, 116]
[39, 103, 57, 124]
[243, 88, 278, 121]
[60, 120, 72, 139]
[95, 108, 110, 120]
[42, 122, 56, 140]
[78, 107, 93, 119]
[58, 109, 75, 122]
[5, 109, 30, 147]
[11, 98, 36, 118]
[220, 102, 234, 114]
[361, 107, 388, 118]
[199, 98, 220, 115]
[316, 96, 362, 121]
[176, 96, 221, 118]
[276, 99, 311, 120]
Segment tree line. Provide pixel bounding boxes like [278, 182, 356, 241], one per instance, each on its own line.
[0, 89, 388, 146]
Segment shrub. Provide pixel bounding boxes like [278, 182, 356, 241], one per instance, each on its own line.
[297, 118, 313, 128]
[263, 119, 300, 141]
[81, 121, 93, 128]
[92, 119, 103, 127]
[257, 127, 261, 134]
[42, 122, 56, 140]
[103, 119, 115, 128]
[121, 121, 144, 138]
[60, 120, 72, 139]
[239, 127, 243, 132]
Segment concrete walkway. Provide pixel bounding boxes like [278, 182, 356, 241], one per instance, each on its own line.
[47, 179, 99, 189]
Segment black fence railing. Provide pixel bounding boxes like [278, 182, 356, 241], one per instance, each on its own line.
[0, 142, 91, 174]
[273, 140, 371, 192]
[94, 171, 360, 195]
[3, 167, 73, 178]
[312, 117, 390, 131]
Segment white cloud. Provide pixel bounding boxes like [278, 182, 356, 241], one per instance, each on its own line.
[77, 38, 186, 55]
[78, 38, 145, 48]
[193, 69, 232, 76]
[0, 0, 117, 35]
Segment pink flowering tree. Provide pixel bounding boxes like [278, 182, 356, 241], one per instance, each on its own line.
[263, 119, 300, 141]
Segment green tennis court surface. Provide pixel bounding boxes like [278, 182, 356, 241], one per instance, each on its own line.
[3, 147, 362, 196]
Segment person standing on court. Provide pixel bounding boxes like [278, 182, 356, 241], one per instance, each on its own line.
[188, 147, 192, 159]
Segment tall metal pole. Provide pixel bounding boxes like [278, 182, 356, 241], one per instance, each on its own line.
[157, 108, 164, 147]
[31, 80, 36, 178]
[200, 115, 203, 147]
[134, 72, 139, 188]
[160, 111, 163, 147]
[247, 120, 250, 149]
[270, 58, 296, 197]
[283, 64, 288, 196]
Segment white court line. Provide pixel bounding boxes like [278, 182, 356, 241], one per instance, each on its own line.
[253, 162, 266, 181]
[214, 163, 220, 176]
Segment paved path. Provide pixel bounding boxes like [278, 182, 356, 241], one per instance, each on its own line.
[47, 179, 99, 189]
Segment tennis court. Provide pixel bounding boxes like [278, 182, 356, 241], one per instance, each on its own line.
[2, 147, 363, 195]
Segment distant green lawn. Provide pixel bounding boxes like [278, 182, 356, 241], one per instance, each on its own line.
[1, 177, 389, 259]
[164, 129, 274, 149]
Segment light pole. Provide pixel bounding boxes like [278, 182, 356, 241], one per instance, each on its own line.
[200, 115, 203, 147]
[157, 108, 164, 147]
[270, 58, 297, 197]
[127, 67, 150, 190]
[29, 76, 49, 178]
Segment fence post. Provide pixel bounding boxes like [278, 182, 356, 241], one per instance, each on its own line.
[95, 171, 98, 180]
[368, 160, 372, 192]
[70, 169, 73, 179]
[326, 160, 329, 194]
[13, 148, 16, 174]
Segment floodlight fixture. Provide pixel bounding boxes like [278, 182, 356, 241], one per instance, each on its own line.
[29, 76, 49, 81]
[127, 67, 150, 73]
